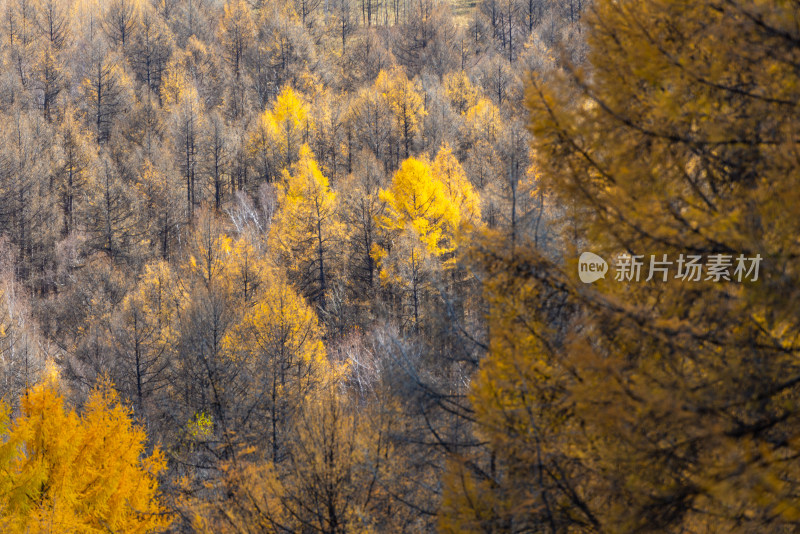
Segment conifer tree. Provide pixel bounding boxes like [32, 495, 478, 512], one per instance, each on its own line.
[0, 373, 172, 533]
[270, 144, 343, 312]
[443, 1, 800, 532]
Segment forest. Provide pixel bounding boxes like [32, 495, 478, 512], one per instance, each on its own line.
[0, 0, 797, 532]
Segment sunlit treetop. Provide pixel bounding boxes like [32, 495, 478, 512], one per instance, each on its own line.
[0, 372, 172, 533]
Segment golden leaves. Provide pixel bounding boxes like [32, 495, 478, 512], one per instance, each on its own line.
[0, 379, 172, 533]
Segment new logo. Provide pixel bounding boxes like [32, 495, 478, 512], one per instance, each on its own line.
[578, 252, 608, 283]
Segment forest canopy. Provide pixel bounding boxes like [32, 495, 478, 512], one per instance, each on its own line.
[0, 0, 795, 532]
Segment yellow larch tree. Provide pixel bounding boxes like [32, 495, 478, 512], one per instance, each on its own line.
[460, 97, 505, 190]
[227, 235, 270, 304]
[443, 0, 800, 532]
[186, 209, 233, 289]
[248, 85, 312, 181]
[81, 42, 132, 144]
[224, 268, 330, 464]
[169, 81, 206, 219]
[111, 260, 182, 416]
[201, 383, 401, 534]
[377, 68, 426, 159]
[431, 142, 481, 230]
[270, 144, 343, 312]
[272, 85, 311, 167]
[219, 0, 254, 81]
[373, 156, 461, 328]
[442, 70, 479, 115]
[247, 102, 279, 182]
[0, 374, 172, 533]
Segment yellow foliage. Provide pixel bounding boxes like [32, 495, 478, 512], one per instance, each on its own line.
[432, 143, 481, 229]
[187, 217, 234, 288]
[194, 385, 400, 533]
[270, 144, 344, 308]
[0, 379, 172, 533]
[375, 156, 466, 264]
[271, 85, 312, 167]
[442, 70, 479, 114]
[248, 86, 313, 176]
[376, 68, 426, 156]
[442, 0, 800, 531]
[235, 268, 327, 372]
[372, 156, 477, 326]
[188, 411, 214, 440]
[272, 85, 310, 131]
[463, 97, 503, 146]
[219, 0, 255, 75]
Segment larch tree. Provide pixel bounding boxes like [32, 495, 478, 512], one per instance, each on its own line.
[203, 109, 229, 211]
[31, 40, 64, 121]
[4, 0, 37, 88]
[332, 0, 356, 54]
[271, 84, 312, 169]
[83, 152, 140, 261]
[0, 268, 44, 410]
[341, 149, 385, 301]
[0, 109, 59, 287]
[443, 0, 800, 532]
[309, 87, 346, 179]
[373, 156, 460, 329]
[431, 142, 480, 229]
[219, 0, 253, 82]
[247, 2, 309, 106]
[201, 383, 400, 534]
[168, 210, 242, 460]
[270, 144, 344, 312]
[247, 85, 312, 183]
[110, 261, 178, 416]
[129, 3, 173, 96]
[33, 0, 70, 51]
[442, 70, 479, 115]
[81, 39, 131, 144]
[225, 267, 329, 464]
[346, 83, 393, 170]
[55, 110, 95, 237]
[247, 101, 279, 183]
[102, 0, 140, 50]
[136, 153, 179, 258]
[0, 373, 173, 533]
[460, 96, 504, 200]
[168, 79, 207, 220]
[377, 67, 426, 160]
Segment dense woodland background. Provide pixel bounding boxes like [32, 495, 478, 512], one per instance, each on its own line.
[1, 0, 799, 532]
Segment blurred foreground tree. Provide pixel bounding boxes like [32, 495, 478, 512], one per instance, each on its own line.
[442, 0, 800, 532]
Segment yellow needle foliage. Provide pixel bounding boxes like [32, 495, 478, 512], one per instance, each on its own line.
[271, 85, 310, 136]
[376, 68, 426, 157]
[442, 70, 479, 115]
[192, 383, 399, 534]
[0, 374, 172, 533]
[376, 156, 459, 261]
[249, 85, 313, 175]
[234, 269, 327, 375]
[373, 155, 480, 327]
[443, 0, 800, 532]
[270, 144, 343, 308]
[431, 143, 481, 229]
